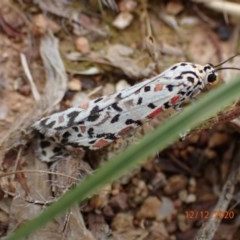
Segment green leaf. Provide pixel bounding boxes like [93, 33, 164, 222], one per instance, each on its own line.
[5, 76, 240, 240]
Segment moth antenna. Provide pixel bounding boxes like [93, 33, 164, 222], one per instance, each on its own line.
[214, 67, 240, 73]
[213, 53, 240, 68]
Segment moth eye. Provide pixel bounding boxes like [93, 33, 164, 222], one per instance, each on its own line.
[207, 73, 217, 83]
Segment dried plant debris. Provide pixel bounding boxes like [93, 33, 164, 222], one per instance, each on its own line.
[2, 1, 240, 239]
[0, 31, 67, 161]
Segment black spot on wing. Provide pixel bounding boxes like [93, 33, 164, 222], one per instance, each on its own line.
[72, 126, 79, 132]
[175, 75, 183, 80]
[148, 103, 156, 109]
[94, 97, 103, 103]
[53, 147, 62, 153]
[144, 86, 151, 92]
[40, 118, 56, 128]
[187, 76, 194, 83]
[40, 141, 51, 148]
[67, 111, 80, 127]
[88, 128, 94, 138]
[163, 102, 171, 109]
[112, 103, 123, 112]
[166, 85, 174, 92]
[62, 131, 71, 139]
[87, 114, 100, 122]
[111, 114, 120, 123]
[170, 65, 178, 70]
[137, 97, 143, 105]
[125, 119, 142, 126]
[87, 106, 100, 122]
[180, 63, 188, 66]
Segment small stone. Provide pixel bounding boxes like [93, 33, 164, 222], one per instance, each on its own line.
[32, 14, 60, 35]
[119, 0, 138, 12]
[115, 79, 130, 92]
[163, 175, 188, 195]
[178, 214, 192, 232]
[148, 222, 169, 239]
[204, 148, 217, 159]
[0, 105, 8, 120]
[178, 190, 188, 202]
[185, 193, 196, 203]
[71, 92, 89, 106]
[208, 132, 230, 148]
[189, 177, 197, 188]
[68, 78, 82, 91]
[18, 84, 31, 96]
[113, 12, 134, 30]
[136, 196, 161, 219]
[103, 83, 115, 95]
[166, 1, 184, 15]
[111, 213, 134, 231]
[75, 37, 90, 54]
[158, 197, 175, 221]
[109, 192, 128, 210]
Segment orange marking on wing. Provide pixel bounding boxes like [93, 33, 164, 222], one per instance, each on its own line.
[118, 126, 133, 136]
[148, 107, 163, 118]
[79, 103, 89, 109]
[171, 96, 180, 104]
[154, 84, 163, 91]
[93, 139, 109, 148]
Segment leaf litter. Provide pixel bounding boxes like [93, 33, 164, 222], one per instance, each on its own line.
[1, 1, 240, 239]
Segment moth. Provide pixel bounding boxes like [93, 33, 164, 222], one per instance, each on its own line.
[33, 55, 239, 162]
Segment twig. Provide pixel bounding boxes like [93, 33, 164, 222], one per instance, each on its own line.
[20, 53, 41, 102]
[194, 143, 240, 240]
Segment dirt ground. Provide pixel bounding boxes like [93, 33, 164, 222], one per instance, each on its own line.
[1, 0, 240, 239]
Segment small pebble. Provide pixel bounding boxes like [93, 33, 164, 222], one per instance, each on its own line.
[75, 37, 90, 54]
[0, 105, 8, 120]
[158, 197, 175, 221]
[166, 1, 184, 15]
[115, 79, 130, 92]
[111, 213, 134, 231]
[208, 132, 230, 148]
[136, 196, 161, 219]
[163, 175, 188, 195]
[103, 83, 115, 95]
[185, 193, 196, 203]
[68, 78, 82, 91]
[32, 14, 60, 35]
[119, 0, 137, 12]
[18, 84, 31, 96]
[113, 12, 134, 30]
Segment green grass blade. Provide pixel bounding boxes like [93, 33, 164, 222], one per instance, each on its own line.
[5, 76, 240, 240]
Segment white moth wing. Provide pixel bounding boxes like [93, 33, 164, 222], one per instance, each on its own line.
[55, 82, 183, 148]
[33, 63, 188, 139]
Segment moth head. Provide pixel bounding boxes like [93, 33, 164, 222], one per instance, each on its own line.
[206, 53, 240, 85]
[203, 63, 218, 85]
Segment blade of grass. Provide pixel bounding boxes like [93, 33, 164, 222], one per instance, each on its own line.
[5, 76, 240, 240]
